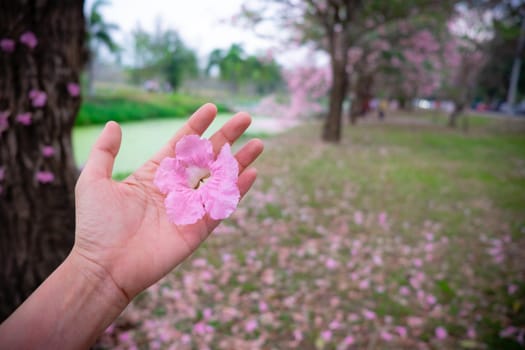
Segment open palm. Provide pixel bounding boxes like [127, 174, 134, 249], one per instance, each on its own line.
[73, 104, 263, 301]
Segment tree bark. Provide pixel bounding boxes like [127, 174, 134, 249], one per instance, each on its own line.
[349, 73, 373, 123]
[0, 0, 86, 321]
[322, 32, 348, 143]
[448, 103, 464, 128]
[323, 59, 348, 142]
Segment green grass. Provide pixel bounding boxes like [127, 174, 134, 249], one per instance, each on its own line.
[76, 89, 230, 126]
[100, 113, 525, 349]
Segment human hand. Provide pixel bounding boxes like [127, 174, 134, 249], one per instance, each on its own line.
[73, 104, 263, 303]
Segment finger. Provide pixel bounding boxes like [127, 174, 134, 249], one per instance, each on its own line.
[208, 112, 252, 154]
[150, 103, 217, 164]
[238, 167, 258, 197]
[82, 121, 122, 181]
[235, 139, 264, 173]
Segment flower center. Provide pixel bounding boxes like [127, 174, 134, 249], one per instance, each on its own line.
[187, 166, 211, 189]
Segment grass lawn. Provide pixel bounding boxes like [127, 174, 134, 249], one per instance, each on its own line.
[98, 113, 525, 349]
[76, 86, 230, 126]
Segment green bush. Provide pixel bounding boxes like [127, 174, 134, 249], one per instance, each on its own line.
[75, 92, 230, 126]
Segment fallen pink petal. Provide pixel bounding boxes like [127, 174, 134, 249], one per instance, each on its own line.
[435, 326, 448, 340]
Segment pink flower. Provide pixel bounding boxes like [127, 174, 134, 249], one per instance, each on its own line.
[380, 331, 393, 341]
[36, 171, 54, 183]
[426, 294, 437, 305]
[378, 212, 388, 227]
[467, 327, 476, 339]
[359, 279, 370, 289]
[154, 135, 240, 225]
[362, 309, 376, 320]
[329, 320, 341, 330]
[500, 326, 517, 338]
[19, 31, 38, 49]
[321, 330, 332, 341]
[407, 317, 423, 328]
[193, 321, 214, 335]
[259, 301, 268, 312]
[118, 331, 133, 343]
[181, 334, 191, 344]
[325, 257, 338, 269]
[42, 145, 55, 157]
[16, 113, 32, 125]
[399, 286, 410, 296]
[1, 38, 15, 52]
[508, 284, 518, 295]
[29, 89, 47, 107]
[396, 326, 407, 338]
[104, 323, 115, 334]
[67, 82, 81, 97]
[435, 326, 448, 340]
[245, 319, 258, 333]
[343, 335, 355, 345]
[0, 111, 9, 133]
[354, 211, 363, 225]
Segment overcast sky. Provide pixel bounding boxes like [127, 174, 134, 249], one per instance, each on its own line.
[88, 0, 288, 65]
[87, 0, 328, 68]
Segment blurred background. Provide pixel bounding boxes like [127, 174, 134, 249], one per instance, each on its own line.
[1, 0, 524, 349]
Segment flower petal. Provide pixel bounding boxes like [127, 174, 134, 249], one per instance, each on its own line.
[154, 157, 187, 194]
[164, 189, 205, 225]
[201, 176, 240, 220]
[201, 143, 240, 220]
[175, 135, 214, 168]
[210, 143, 239, 181]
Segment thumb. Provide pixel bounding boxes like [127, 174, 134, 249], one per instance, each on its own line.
[82, 121, 122, 181]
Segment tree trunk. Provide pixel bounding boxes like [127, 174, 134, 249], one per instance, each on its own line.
[323, 53, 348, 142]
[448, 103, 464, 128]
[349, 74, 373, 124]
[0, 0, 86, 321]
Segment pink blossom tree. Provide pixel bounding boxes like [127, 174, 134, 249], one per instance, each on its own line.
[439, 36, 487, 128]
[239, 0, 456, 142]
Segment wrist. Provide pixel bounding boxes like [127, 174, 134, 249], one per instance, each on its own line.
[68, 246, 130, 310]
[0, 247, 130, 349]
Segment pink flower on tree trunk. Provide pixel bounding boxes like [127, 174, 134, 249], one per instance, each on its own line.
[42, 145, 55, 157]
[154, 135, 240, 225]
[16, 112, 32, 125]
[36, 171, 54, 184]
[29, 89, 47, 107]
[67, 82, 81, 97]
[0, 38, 15, 52]
[19, 31, 38, 49]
